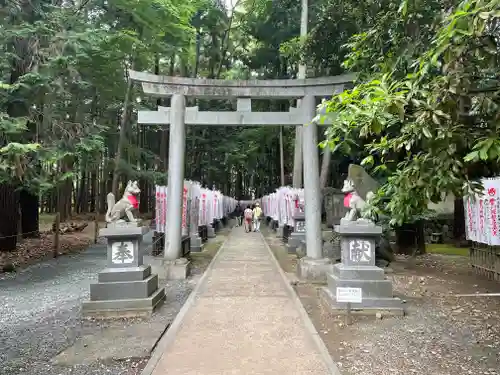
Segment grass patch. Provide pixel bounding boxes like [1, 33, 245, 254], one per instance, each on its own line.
[189, 233, 228, 270]
[39, 213, 56, 223]
[196, 238, 224, 257]
[426, 244, 469, 257]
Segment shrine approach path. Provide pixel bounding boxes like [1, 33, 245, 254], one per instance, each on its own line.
[143, 226, 339, 375]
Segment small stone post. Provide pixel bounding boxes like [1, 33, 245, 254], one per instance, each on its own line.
[190, 194, 202, 252]
[287, 213, 305, 254]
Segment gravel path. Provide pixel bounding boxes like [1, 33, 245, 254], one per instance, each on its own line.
[0, 232, 195, 375]
[263, 229, 500, 375]
[299, 255, 500, 375]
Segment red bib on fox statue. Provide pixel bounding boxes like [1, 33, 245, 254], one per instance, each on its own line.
[127, 195, 139, 209]
[344, 192, 353, 208]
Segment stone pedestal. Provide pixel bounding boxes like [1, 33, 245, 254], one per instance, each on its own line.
[287, 215, 306, 254]
[297, 256, 333, 283]
[320, 222, 404, 315]
[190, 234, 203, 252]
[82, 223, 165, 318]
[207, 225, 216, 238]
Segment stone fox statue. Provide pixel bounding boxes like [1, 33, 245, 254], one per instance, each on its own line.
[105, 180, 141, 223]
[341, 178, 375, 223]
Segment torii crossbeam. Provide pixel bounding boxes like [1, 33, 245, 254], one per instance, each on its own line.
[138, 99, 334, 126]
[130, 70, 353, 282]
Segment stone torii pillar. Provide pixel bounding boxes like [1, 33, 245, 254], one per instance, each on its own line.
[165, 94, 186, 261]
[297, 95, 332, 282]
[130, 70, 355, 282]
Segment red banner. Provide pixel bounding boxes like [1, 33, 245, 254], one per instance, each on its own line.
[182, 187, 188, 229]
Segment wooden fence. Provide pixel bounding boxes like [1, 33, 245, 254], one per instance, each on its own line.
[470, 242, 500, 281]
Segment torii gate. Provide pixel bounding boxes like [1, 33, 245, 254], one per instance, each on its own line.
[130, 70, 354, 279]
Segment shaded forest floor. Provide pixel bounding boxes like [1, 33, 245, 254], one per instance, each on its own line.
[0, 214, 107, 273]
[262, 227, 500, 375]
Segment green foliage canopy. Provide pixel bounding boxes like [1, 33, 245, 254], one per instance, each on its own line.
[321, 0, 500, 225]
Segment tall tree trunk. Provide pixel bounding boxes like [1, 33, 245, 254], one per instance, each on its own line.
[90, 170, 97, 212]
[0, 185, 19, 252]
[155, 54, 169, 174]
[453, 198, 465, 242]
[194, 28, 201, 78]
[20, 190, 39, 238]
[112, 60, 135, 196]
[58, 159, 74, 222]
[319, 146, 331, 189]
[292, 126, 303, 187]
[6, 3, 40, 238]
[279, 126, 285, 186]
[396, 222, 426, 255]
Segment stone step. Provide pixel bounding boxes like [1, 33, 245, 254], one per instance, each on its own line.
[98, 265, 152, 283]
[90, 274, 159, 301]
[327, 273, 393, 298]
[331, 263, 385, 281]
[82, 287, 166, 318]
[319, 287, 404, 315]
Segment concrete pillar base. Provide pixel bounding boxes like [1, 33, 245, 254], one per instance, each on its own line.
[143, 256, 190, 280]
[296, 256, 333, 283]
[165, 257, 190, 280]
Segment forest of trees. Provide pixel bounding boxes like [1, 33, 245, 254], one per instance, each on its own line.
[1, 0, 499, 251]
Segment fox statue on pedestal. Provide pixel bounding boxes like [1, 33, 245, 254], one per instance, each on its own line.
[340, 178, 375, 224]
[105, 180, 141, 223]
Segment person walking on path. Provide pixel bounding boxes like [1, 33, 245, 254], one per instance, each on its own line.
[240, 204, 245, 227]
[252, 202, 263, 232]
[234, 203, 243, 227]
[243, 205, 253, 233]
